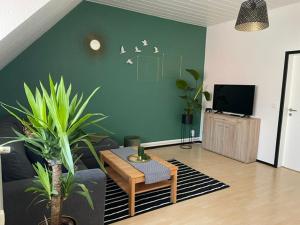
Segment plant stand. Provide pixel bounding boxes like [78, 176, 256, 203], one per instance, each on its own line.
[180, 114, 193, 149]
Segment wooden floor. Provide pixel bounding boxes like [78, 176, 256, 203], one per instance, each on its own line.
[113, 144, 300, 225]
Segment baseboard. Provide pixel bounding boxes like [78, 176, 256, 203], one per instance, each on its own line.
[141, 137, 201, 148]
[141, 140, 275, 167]
[256, 159, 276, 167]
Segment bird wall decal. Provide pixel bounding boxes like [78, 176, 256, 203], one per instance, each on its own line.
[120, 46, 126, 54]
[142, 40, 148, 46]
[126, 59, 133, 64]
[135, 46, 142, 53]
[119, 40, 161, 65]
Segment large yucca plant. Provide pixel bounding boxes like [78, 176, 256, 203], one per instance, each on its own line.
[0, 76, 107, 225]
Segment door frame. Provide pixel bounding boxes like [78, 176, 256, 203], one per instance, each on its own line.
[274, 50, 300, 167]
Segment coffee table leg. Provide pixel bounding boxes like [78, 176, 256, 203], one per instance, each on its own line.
[171, 174, 177, 203]
[129, 179, 136, 216]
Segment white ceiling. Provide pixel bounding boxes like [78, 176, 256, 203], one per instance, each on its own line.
[0, 0, 49, 41]
[88, 0, 300, 27]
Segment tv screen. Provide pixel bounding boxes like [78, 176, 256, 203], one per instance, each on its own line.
[213, 84, 255, 115]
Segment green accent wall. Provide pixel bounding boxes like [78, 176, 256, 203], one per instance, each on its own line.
[0, 2, 206, 144]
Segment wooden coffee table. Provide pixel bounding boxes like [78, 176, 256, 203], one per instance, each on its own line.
[100, 150, 178, 216]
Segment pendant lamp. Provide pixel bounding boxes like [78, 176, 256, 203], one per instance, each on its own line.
[235, 0, 269, 32]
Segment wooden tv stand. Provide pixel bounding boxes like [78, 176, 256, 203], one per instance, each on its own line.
[202, 112, 260, 163]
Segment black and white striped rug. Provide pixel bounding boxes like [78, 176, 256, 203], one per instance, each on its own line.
[104, 159, 229, 224]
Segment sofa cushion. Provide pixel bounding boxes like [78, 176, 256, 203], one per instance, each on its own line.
[1, 144, 36, 182]
[0, 116, 35, 182]
[0, 115, 24, 134]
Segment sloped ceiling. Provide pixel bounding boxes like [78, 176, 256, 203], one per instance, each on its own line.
[2, 0, 300, 71]
[0, 0, 49, 41]
[0, 0, 81, 70]
[88, 0, 300, 27]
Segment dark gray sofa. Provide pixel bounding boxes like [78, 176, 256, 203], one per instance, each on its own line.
[0, 116, 119, 225]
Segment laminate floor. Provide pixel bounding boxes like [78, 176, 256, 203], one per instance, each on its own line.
[113, 144, 300, 225]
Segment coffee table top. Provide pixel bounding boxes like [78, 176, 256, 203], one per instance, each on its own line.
[100, 150, 177, 183]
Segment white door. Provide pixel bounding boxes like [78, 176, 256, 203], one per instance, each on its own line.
[282, 54, 300, 172]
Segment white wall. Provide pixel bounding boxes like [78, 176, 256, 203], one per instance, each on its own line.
[204, 2, 300, 164]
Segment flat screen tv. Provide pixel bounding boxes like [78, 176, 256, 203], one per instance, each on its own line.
[212, 84, 255, 116]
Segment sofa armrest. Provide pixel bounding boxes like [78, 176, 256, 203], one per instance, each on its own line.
[3, 169, 106, 225]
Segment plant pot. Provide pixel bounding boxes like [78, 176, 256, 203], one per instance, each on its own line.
[38, 216, 76, 225]
[124, 135, 140, 150]
[181, 114, 193, 124]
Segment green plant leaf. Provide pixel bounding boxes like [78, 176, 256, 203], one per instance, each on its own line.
[61, 171, 75, 200]
[69, 134, 89, 145]
[26, 162, 52, 201]
[24, 144, 45, 157]
[60, 134, 74, 174]
[203, 91, 211, 101]
[89, 123, 114, 135]
[70, 87, 101, 127]
[16, 101, 31, 114]
[40, 82, 63, 133]
[75, 93, 83, 112]
[57, 77, 70, 131]
[76, 184, 94, 210]
[0, 103, 29, 127]
[179, 95, 188, 99]
[24, 83, 39, 119]
[186, 69, 200, 80]
[68, 113, 107, 134]
[69, 94, 78, 117]
[176, 79, 188, 90]
[67, 113, 106, 136]
[79, 138, 106, 172]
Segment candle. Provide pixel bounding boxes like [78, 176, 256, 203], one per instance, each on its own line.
[138, 147, 144, 157]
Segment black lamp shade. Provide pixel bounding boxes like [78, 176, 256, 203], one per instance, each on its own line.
[235, 0, 269, 32]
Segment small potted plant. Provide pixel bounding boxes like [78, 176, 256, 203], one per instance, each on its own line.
[176, 69, 211, 124]
[1, 76, 106, 225]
